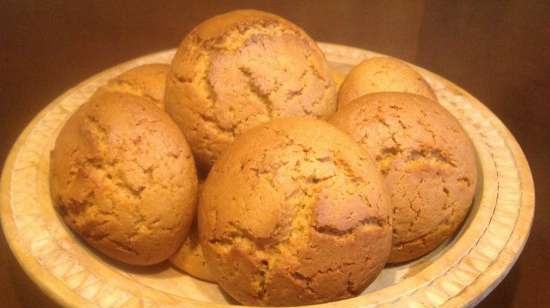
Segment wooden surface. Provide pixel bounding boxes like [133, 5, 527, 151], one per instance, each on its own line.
[0, 1, 547, 307]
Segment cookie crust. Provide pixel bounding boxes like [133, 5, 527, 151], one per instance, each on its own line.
[199, 117, 391, 305]
[50, 91, 198, 265]
[331, 92, 477, 262]
[165, 10, 337, 169]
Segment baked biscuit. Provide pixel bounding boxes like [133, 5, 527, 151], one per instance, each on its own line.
[50, 91, 198, 265]
[170, 183, 215, 282]
[338, 57, 436, 107]
[165, 10, 337, 169]
[330, 92, 477, 262]
[199, 117, 391, 305]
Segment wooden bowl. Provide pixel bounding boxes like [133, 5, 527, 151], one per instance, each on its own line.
[0, 43, 534, 307]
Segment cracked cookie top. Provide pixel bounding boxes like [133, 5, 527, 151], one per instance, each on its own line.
[338, 57, 437, 107]
[165, 9, 337, 170]
[198, 117, 391, 305]
[330, 92, 478, 262]
[50, 91, 198, 265]
[98, 63, 169, 110]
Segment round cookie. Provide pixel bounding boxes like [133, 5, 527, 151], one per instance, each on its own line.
[165, 9, 337, 169]
[330, 93, 477, 262]
[338, 57, 437, 107]
[170, 222, 215, 282]
[50, 91, 198, 265]
[198, 117, 391, 306]
[98, 63, 169, 109]
[170, 182, 215, 282]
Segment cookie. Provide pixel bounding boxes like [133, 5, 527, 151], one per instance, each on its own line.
[330, 92, 477, 262]
[198, 117, 391, 305]
[338, 57, 437, 107]
[50, 91, 198, 265]
[165, 9, 337, 169]
[170, 223, 215, 282]
[170, 183, 215, 282]
[98, 63, 169, 109]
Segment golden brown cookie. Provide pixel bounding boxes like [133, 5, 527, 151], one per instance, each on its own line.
[198, 117, 391, 306]
[170, 182, 215, 282]
[338, 57, 437, 107]
[170, 223, 215, 282]
[50, 91, 198, 265]
[165, 9, 337, 170]
[330, 93, 477, 263]
[98, 63, 169, 109]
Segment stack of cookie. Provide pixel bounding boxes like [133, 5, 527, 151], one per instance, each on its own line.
[50, 9, 477, 306]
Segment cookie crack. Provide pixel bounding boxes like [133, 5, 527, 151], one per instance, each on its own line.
[106, 237, 139, 256]
[304, 51, 326, 82]
[199, 21, 300, 53]
[457, 176, 473, 187]
[172, 74, 193, 84]
[106, 80, 160, 103]
[239, 66, 275, 118]
[256, 259, 269, 301]
[84, 115, 109, 150]
[407, 147, 457, 168]
[197, 112, 236, 137]
[314, 215, 385, 236]
[290, 271, 317, 295]
[375, 145, 403, 175]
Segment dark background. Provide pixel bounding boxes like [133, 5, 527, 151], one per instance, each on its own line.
[1, 1, 549, 307]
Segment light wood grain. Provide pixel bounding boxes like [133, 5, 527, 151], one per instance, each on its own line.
[0, 43, 534, 308]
